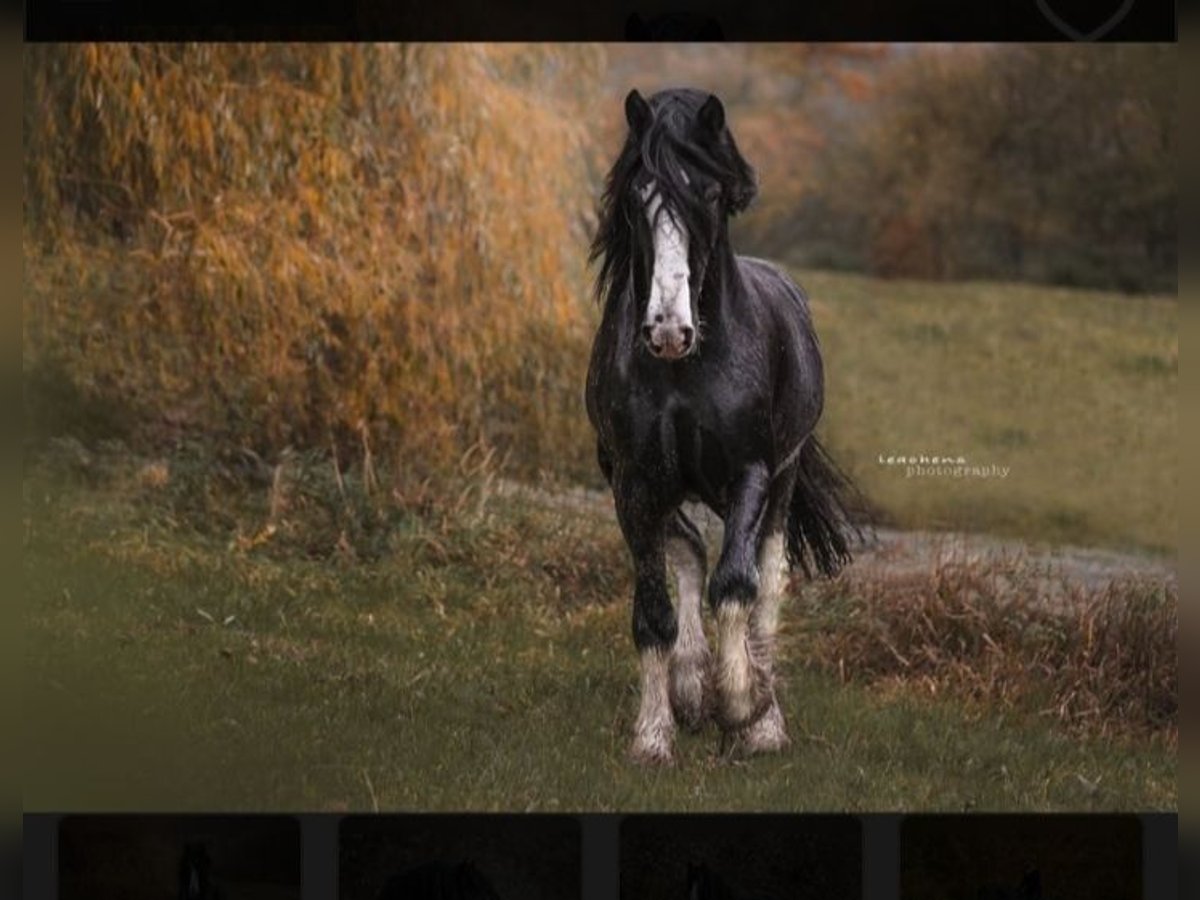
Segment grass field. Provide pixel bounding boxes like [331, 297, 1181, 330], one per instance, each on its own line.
[23, 448, 1174, 813]
[807, 271, 1177, 552]
[23, 270, 1177, 813]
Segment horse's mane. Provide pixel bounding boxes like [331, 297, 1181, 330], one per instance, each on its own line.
[590, 88, 757, 309]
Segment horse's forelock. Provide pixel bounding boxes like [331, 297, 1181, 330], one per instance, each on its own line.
[591, 89, 754, 306]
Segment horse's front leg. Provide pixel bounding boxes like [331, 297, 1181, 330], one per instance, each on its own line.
[615, 483, 678, 765]
[710, 463, 774, 733]
[666, 509, 710, 731]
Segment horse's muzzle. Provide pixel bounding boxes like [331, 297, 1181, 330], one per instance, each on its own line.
[642, 322, 695, 360]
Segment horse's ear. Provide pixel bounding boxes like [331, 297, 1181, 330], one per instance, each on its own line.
[625, 89, 652, 136]
[697, 94, 725, 135]
[625, 12, 651, 40]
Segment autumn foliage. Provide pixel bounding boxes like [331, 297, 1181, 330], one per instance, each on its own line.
[24, 44, 603, 480]
[24, 44, 1175, 484]
[604, 44, 1175, 292]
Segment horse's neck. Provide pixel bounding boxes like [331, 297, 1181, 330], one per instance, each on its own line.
[698, 241, 742, 328]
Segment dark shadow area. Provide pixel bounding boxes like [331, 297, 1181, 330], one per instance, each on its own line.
[339, 815, 580, 900]
[901, 814, 1142, 900]
[58, 815, 301, 900]
[24, 356, 137, 447]
[620, 814, 861, 898]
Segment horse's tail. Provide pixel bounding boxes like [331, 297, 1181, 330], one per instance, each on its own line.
[784, 436, 862, 579]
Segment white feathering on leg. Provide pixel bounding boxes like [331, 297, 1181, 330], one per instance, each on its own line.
[716, 603, 755, 726]
[667, 536, 710, 728]
[744, 531, 791, 753]
[631, 648, 675, 764]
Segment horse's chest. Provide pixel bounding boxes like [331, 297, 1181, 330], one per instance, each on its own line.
[620, 387, 767, 502]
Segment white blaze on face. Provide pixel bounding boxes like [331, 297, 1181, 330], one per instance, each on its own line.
[639, 179, 694, 357]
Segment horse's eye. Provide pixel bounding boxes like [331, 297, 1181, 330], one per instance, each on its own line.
[703, 185, 721, 203]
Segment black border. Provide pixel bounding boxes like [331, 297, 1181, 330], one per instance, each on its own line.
[24, 813, 1179, 900]
[24, 0, 1178, 42]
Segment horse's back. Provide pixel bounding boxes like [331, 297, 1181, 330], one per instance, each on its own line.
[734, 255, 825, 440]
[735, 256, 813, 322]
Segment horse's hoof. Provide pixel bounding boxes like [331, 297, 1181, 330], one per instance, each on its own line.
[740, 702, 790, 755]
[715, 704, 789, 760]
[629, 740, 675, 767]
[714, 678, 773, 732]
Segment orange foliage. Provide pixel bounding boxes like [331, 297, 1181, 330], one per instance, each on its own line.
[24, 45, 605, 481]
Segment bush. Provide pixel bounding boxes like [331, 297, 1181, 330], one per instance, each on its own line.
[24, 45, 604, 483]
[800, 551, 1177, 741]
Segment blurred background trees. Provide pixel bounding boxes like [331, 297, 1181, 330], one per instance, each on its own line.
[815, 44, 1176, 290]
[23, 43, 1175, 479]
[611, 44, 1175, 291]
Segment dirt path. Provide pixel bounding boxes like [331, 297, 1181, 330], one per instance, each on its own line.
[851, 526, 1175, 593]
[496, 479, 1176, 607]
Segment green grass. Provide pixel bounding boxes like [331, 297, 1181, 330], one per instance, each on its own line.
[804, 271, 1177, 553]
[23, 452, 1175, 813]
[22, 269, 1178, 811]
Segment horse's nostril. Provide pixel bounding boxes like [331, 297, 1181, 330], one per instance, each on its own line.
[654, 314, 664, 323]
[681, 326, 694, 348]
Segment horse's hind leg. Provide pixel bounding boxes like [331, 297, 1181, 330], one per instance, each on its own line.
[742, 528, 791, 753]
[666, 509, 710, 731]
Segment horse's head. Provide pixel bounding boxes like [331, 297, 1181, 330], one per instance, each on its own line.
[592, 87, 757, 361]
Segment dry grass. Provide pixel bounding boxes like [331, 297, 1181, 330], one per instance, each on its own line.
[797, 551, 1177, 743]
[23, 44, 603, 481]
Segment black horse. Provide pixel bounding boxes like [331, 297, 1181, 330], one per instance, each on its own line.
[376, 861, 502, 900]
[586, 88, 857, 764]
